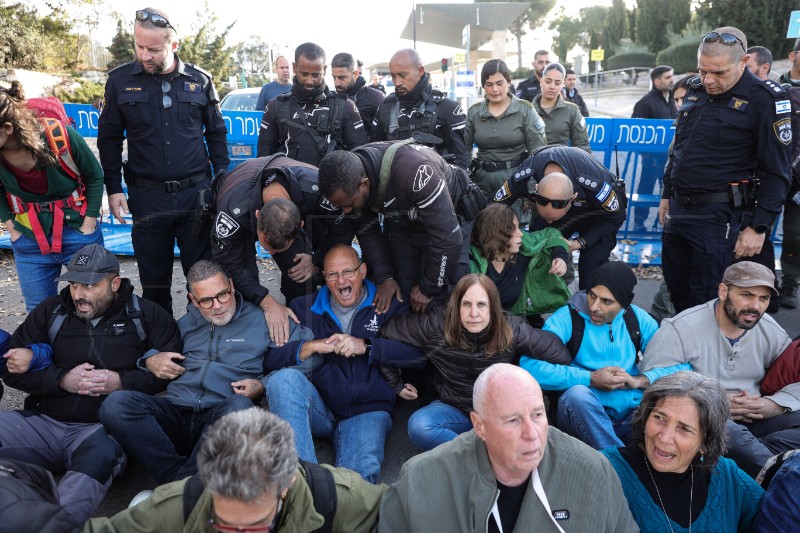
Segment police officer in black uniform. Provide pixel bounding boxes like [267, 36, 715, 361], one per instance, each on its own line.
[318, 142, 484, 314]
[515, 50, 551, 103]
[371, 49, 469, 170]
[256, 42, 367, 166]
[211, 155, 358, 344]
[492, 145, 627, 290]
[658, 26, 792, 313]
[330, 53, 384, 138]
[98, 8, 229, 313]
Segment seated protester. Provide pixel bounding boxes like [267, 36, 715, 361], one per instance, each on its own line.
[468, 204, 570, 325]
[755, 450, 800, 532]
[760, 337, 800, 399]
[377, 364, 638, 533]
[99, 260, 311, 485]
[601, 371, 764, 532]
[521, 261, 667, 450]
[83, 409, 387, 533]
[1, 331, 53, 401]
[264, 244, 422, 483]
[0, 459, 74, 533]
[380, 274, 570, 452]
[0, 244, 181, 530]
[641, 262, 798, 477]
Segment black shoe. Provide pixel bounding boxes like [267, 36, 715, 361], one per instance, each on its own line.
[781, 286, 799, 309]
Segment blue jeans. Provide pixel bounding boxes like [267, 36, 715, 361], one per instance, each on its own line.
[99, 390, 254, 484]
[557, 385, 633, 451]
[265, 368, 392, 483]
[407, 400, 473, 452]
[11, 225, 104, 311]
[756, 452, 800, 532]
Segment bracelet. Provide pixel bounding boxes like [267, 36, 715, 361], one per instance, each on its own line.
[576, 237, 587, 250]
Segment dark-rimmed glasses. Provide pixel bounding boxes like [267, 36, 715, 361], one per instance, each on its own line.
[532, 192, 572, 209]
[194, 287, 232, 309]
[323, 263, 362, 282]
[701, 32, 746, 53]
[161, 81, 172, 109]
[208, 497, 282, 532]
[135, 9, 174, 30]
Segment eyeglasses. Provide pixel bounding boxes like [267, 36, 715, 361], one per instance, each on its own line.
[701, 32, 746, 53]
[323, 263, 362, 282]
[135, 9, 175, 30]
[532, 192, 572, 209]
[161, 81, 172, 109]
[194, 287, 233, 309]
[208, 497, 282, 532]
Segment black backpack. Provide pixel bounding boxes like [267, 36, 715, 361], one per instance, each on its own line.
[566, 305, 643, 362]
[0, 459, 75, 533]
[182, 461, 337, 533]
[46, 294, 146, 347]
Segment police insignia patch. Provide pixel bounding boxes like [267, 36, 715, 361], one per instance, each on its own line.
[495, 182, 511, 201]
[774, 118, 793, 146]
[727, 98, 748, 111]
[214, 212, 240, 238]
[601, 190, 619, 211]
[184, 82, 201, 92]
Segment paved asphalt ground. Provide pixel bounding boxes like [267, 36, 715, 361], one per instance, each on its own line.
[1, 82, 799, 518]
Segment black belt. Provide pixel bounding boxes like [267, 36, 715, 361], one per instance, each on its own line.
[126, 174, 206, 193]
[673, 190, 736, 207]
[474, 154, 527, 172]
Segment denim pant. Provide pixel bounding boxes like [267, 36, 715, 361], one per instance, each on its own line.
[265, 368, 392, 483]
[557, 385, 633, 451]
[407, 400, 473, 452]
[756, 452, 800, 532]
[99, 390, 255, 484]
[725, 410, 800, 478]
[11, 225, 104, 311]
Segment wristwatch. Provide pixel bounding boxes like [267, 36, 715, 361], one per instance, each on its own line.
[752, 224, 770, 234]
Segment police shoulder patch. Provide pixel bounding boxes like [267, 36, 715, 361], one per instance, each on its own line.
[577, 175, 600, 192]
[495, 182, 511, 202]
[774, 117, 793, 145]
[214, 212, 241, 239]
[759, 79, 787, 99]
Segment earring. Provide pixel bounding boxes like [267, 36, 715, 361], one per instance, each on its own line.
[700, 454, 705, 463]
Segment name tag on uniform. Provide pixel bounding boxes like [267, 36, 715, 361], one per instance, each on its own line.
[727, 98, 748, 111]
[125, 87, 143, 92]
[184, 81, 201, 92]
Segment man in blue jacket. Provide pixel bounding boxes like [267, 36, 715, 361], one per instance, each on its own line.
[99, 260, 311, 484]
[265, 244, 423, 483]
[521, 261, 674, 450]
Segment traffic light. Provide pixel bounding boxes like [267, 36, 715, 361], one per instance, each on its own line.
[441, 58, 448, 72]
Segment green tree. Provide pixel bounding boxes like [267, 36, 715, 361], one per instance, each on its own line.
[107, 19, 133, 69]
[235, 36, 271, 77]
[477, 0, 557, 70]
[550, 15, 585, 64]
[179, 6, 238, 83]
[668, 0, 691, 34]
[636, 0, 670, 54]
[0, 3, 73, 70]
[696, 0, 800, 58]
[605, 0, 628, 56]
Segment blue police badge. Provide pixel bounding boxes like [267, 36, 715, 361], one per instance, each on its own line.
[774, 118, 793, 146]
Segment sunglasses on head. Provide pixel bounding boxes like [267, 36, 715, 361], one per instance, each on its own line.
[135, 9, 174, 30]
[701, 32, 745, 53]
[532, 192, 572, 209]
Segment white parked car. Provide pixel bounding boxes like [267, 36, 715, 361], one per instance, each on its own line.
[220, 87, 261, 111]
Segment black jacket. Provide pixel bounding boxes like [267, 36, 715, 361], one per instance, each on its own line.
[631, 88, 677, 119]
[516, 75, 542, 103]
[257, 80, 368, 165]
[564, 88, 589, 117]
[493, 146, 627, 248]
[380, 307, 570, 413]
[350, 142, 466, 297]
[4, 280, 181, 423]
[371, 74, 469, 170]
[211, 155, 355, 306]
[98, 56, 229, 194]
[345, 76, 384, 138]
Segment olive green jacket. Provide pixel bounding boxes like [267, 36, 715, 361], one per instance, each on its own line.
[533, 94, 591, 153]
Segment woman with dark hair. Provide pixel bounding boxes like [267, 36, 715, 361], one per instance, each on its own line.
[469, 203, 570, 321]
[0, 82, 104, 310]
[601, 371, 764, 532]
[380, 273, 569, 451]
[465, 59, 545, 200]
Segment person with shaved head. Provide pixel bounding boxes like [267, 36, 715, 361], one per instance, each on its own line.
[492, 146, 627, 289]
[377, 364, 637, 532]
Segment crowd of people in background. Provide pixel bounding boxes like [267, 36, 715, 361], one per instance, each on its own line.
[2, 7, 800, 532]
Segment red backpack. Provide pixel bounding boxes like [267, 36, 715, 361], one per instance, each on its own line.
[5, 118, 87, 254]
[26, 97, 76, 128]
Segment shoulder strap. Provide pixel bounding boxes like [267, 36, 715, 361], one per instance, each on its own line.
[565, 305, 583, 360]
[622, 308, 642, 363]
[370, 139, 417, 213]
[300, 461, 337, 533]
[125, 294, 147, 346]
[46, 304, 67, 345]
[39, 118, 80, 181]
[328, 94, 345, 147]
[182, 474, 206, 522]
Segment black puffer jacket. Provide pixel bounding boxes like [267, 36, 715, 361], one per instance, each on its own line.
[380, 306, 569, 413]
